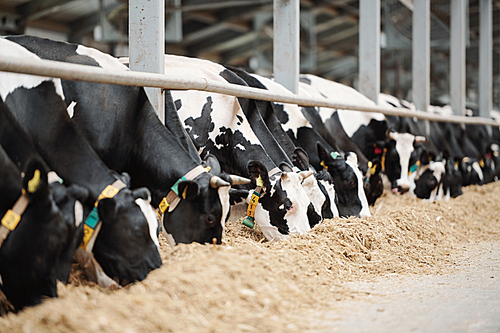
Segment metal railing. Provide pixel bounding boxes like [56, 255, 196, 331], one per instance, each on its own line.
[0, 55, 499, 127]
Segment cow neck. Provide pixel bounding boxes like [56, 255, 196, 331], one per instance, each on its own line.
[0, 190, 29, 248]
[80, 179, 126, 253]
[156, 165, 209, 219]
[129, 105, 203, 207]
[4, 82, 120, 208]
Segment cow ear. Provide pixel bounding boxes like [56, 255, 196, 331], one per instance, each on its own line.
[419, 149, 430, 165]
[203, 154, 221, 175]
[316, 143, 330, 163]
[292, 147, 310, 171]
[97, 198, 117, 220]
[132, 187, 151, 201]
[67, 183, 90, 203]
[177, 181, 199, 200]
[247, 161, 270, 188]
[23, 158, 49, 199]
[279, 162, 294, 173]
[229, 188, 250, 205]
[119, 172, 131, 187]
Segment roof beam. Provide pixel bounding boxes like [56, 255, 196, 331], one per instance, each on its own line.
[17, 0, 78, 21]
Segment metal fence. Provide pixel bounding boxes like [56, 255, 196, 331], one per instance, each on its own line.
[0, 55, 499, 128]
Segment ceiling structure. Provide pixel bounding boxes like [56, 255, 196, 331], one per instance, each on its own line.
[1, 0, 500, 108]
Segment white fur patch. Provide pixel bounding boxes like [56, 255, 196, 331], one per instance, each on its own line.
[67, 101, 77, 118]
[251, 74, 312, 136]
[0, 39, 65, 102]
[390, 132, 416, 189]
[346, 153, 371, 218]
[318, 179, 339, 217]
[300, 175, 325, 219]
[218, 186, 230, 228]
[235, 143, 246, 151]
[76, 45, 129, 71]
[164, 55, 261, 146]
[135, 198, 160, 250]
[74, 201, 84, 227]
[298, 74, 385, 138]
[279, 172, 313, 235]
[472, 161, 484, 182]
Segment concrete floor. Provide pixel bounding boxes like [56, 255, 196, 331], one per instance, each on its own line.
[308, 242, 500, 333]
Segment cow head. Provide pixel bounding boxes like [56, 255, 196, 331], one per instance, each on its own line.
[411, 150, 445, 200]
[442, 158, 463, 200]
[363, 158, 384, 206]
[292, 147, 337, 221]
[459, 157, 484, 186]
[48, 179, 89, 283]
[161, 155, 236, 247]
[317, 144, 371, 218]
[380, 131, 426, 194]
[240, 161, 314, 241]
[314, 170, 339, 219]
[92, 173, 161, 286]
[0, 158, 74, 310]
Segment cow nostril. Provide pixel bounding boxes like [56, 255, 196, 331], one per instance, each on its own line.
[206, 214, 216, 227]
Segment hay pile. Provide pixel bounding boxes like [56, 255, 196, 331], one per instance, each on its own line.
[1, 182, 499, 332]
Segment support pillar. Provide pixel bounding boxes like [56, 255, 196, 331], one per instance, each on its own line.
[273, 0, 300, 94]
[359, 0, 380, 105]
[129, 0, 165, 123]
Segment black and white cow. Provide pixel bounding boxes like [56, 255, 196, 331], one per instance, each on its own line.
[217, 66, 339, 220]
[162, 54, 322, 240]
[0, 145, 73, 310]
[8, 35, 238, 247]
[301, 75, 426, 194]
[0, 100, 89, 284]
[0, 38, 161, 285]
[223, 69, 370, 218]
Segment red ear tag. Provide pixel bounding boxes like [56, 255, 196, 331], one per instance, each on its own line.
[374, 147, 383, 155]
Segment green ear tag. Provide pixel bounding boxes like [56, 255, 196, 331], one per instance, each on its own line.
[409, 163, 418, 174]
[242, 216, 255, 228]
[330, 151, 339, 159]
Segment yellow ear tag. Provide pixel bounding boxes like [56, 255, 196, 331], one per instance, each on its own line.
[367, 161, 373, 169]
[204, 166, 211, 172]
[27, 169, 41, 194]
[182, 185, 189, 199]
[455, 161, 459, 170]
[370, 164, 377, 175]
[320, 161, 328, 170]
[256, 174, 264, 187]
[480, 159, 485, 168]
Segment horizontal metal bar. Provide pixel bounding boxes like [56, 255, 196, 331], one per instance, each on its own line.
[0, 56, 498, 127]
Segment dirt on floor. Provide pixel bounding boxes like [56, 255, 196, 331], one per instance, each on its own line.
[0, 182, 499, 332]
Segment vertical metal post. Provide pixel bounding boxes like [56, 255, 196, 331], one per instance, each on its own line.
[479, 0, 492, 134]
[412, 0, 430, 135]
[273, 0, 300, 94]
[359, 0, 380, 105]
[450, 0, 466, 116]
[129, 0, 165, 124]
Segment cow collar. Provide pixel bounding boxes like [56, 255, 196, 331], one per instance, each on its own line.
[0, 169, 44, 248]
[242, 167, 280, 229]
[0, 191, 29, 249]
[156, 165, 210, 219]
[80, 179, 126, 252]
